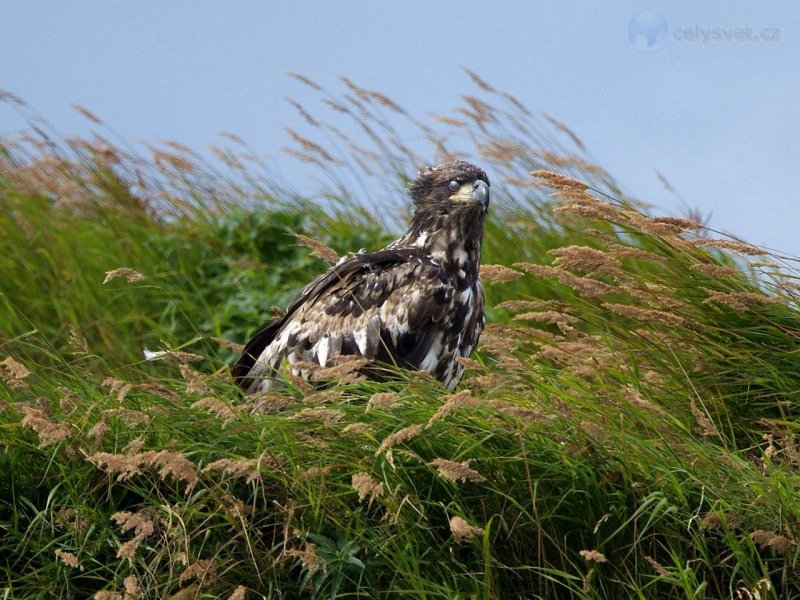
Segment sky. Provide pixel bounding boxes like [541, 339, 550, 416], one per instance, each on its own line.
[2, 2, 798, 254]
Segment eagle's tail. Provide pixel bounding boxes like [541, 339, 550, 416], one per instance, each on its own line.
[231, 320, 282, 390]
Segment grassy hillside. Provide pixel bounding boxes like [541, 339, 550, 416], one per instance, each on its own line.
[2, 79, 800, 599]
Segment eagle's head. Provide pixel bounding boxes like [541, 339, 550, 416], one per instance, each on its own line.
[399, 160, 490, 269]
[408, 160, 490, 216]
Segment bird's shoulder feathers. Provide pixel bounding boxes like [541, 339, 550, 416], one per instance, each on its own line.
[232, 247, 453, 388]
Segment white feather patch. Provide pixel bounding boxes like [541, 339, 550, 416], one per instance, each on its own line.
[419, 333, 443, 373]
[353, 328, 369, 355]
[316, 335, 330, 366]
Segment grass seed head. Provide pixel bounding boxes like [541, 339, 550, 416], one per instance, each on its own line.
[1, 356, 30, 388]
[579, 549, 607, 563]
[352, 472, 384, 503]
[20, 406, 70, 448]
[428, 458, 486, 483]
[480, 264, 523, 284]
[449, 516, 484, 543]
[377, 424, 422, 454]
[102, 268, 145, 284]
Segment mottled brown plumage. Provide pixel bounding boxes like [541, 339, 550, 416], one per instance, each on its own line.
[233, 161, 490, 393]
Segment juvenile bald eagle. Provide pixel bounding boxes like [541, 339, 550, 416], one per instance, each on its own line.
[233, 161, 490, 393]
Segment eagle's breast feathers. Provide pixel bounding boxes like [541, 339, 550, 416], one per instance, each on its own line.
[233, 161, 490, 393]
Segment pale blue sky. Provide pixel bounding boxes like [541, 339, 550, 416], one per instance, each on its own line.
[2, 2, 798, 254]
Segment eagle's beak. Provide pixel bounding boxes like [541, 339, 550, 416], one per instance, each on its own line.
[450, 179, 490, 210]
[473, 179, 490, 210]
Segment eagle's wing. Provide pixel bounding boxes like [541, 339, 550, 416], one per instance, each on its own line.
[232, 248, 453, 391]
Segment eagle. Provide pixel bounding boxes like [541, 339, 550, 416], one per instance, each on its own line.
[232, 160, 490, 393]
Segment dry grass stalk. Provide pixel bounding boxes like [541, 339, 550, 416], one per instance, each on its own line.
[469, 373, 511, 390]
[55, 549, 83, 570]
[286, 72, 322, 90]
[68, 326, 89, 355]
[211, 337, 245, 353]
[449, 516, 484, 543]
[179, 559, 217, 586]
[93, 593, 122, 600]
[103, 268, 145, 284]
[102, 377, 134, 403]
[496, 299, 554, 312]
[311, 356, 370, 381]
[111, 511, 155, 564]
[543, 113, 586, 149]
[582, 568, 595, 593]
[606, 243, 663, 262]
[87, 418, 108, 444]
[293, 407, 345, 426]
[552, 190, 622, 222]
[179, 364, 209, 395]
[56, 507, 88, 535]
[689, 400, 720, 437]
[246, 391, 293, 414]
[137, 383, 181, 403]
[1, 356, 30, 388]
[645, 555, 670, 577]
[702, 289, 783, 311]
[102, 408, 149, 426]
[292, 232, 340, 263]
[20, 406, 70, 448]
[579, 549, 607, 563]
[478, 327, 520, 354]
[141, 450, 199, 490]
[531, 169, 588, 191]
[89, 449, 199, 490]
[377, 424, 422, 454]
[341, 422, 372, 435]
[516, 263, 615, 297]
[71, 103, 102, 124]
[463, 67, 496, 93]
[204, 458, 261, 484]
[602, 302, 686, 327]
[366, 391, 401, 413]
[622, 386, 662, 414]
[169, 585, 200, 600]
[227, 586, 247, 600]
[302, 465, 333, 479]
[647, 215, 703, 231]
[478, 139, 527, 162]
[351, 472, 384, 503]
[192, 396, 237, 426]
[750, 530, 793, 555]
[515, 310, 578, 324]
[426, 390, 479, 428]
[285, 542, 325, 574]
[691, 238, 765, 256]
[286, 128, 340, 164]
[619, 283, 683, 310]
[303, 389, 344, 405]
[428, 458, 486, 483]
[455, 356, 485, 371]
[431, 114, 468, 128]
[480, 264, 523, 284]
[549, 245, 622, 277]
[150, 350, 204, 363]
[123, 575, 141, 598]
[495, 403, 549, 422]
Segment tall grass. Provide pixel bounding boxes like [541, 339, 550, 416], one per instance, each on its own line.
[1, 75, 799, 599]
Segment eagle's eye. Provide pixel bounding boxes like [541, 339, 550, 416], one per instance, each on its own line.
[448, 180, 460, 192]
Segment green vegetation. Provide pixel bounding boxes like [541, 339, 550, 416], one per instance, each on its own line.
[2, 78, 799, 599]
